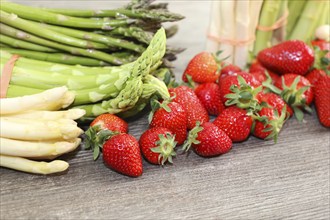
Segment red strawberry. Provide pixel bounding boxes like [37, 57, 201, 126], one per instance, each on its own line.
[183, 122, 232, 157]
[139, 127, 177, 165]
[253, 106, 288, 142]
[311, 39, 330, 51]
[90, 113, 128, 134]
[194, 83, 225, 116]
[103, 133, 143, 177]
[305, 69, 327, 87]
[256, 91, 293, 117]
[182, 52, 220, 83]
[84, 114, 128, 160]
[257, 40, 314, 75]
[220, 63, 242, 79]
[275, 73, 313, 121]
[249, 60, 280, 83]
[219, 71, 262, 104]
[149, 100, 188, 145]
[314, 75, 330, 127]
[169, 86, 209, 130]
[213, 106, 253, 142]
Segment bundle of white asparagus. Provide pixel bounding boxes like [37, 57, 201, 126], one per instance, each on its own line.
[0, 86, 85, 174]
[206, 0, 330, 69]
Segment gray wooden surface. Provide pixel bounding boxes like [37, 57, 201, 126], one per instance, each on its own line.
[1, 1, 330, 220]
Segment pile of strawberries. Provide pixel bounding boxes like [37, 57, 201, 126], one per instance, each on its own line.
[84, 39, 329, 177]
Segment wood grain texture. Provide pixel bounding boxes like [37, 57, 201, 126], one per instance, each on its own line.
[1, 1, 330, 220]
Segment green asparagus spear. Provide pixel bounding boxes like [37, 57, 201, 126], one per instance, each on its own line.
[0, 34, 58, 52]
[43, 8, 184, 22]
[1, 48, 109, 66]
[0, 1, 135, 30]
[0, 23, 125, 65]
[0, 13, 108, 49]
[29, 21, 146, 53]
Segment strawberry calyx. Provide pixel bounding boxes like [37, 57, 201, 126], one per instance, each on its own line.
[280, 76, 312, 121]
[312, 45, 330, 73]
[182, 121, 203, 152]
[148, 98, 172, 123]
[84, 125, 119, 160]
[150, 132, 177, 165]
[225, 75, 264, 114]
[253, 106, 289, 143]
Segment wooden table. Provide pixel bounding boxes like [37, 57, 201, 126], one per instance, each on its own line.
[1, 1, 329, 219]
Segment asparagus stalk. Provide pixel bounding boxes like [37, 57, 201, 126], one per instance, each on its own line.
[0, 155, 69, 175]
[0, 34, 58, 52]
[1, 48, 108, 66]
[0, 23, 125, 65]
[43, 7, 184, 22]
[273, 0, 288, 44]
[0, 117, 83, 141]
[253, 0, 282, 55]
[286, 0, 307, 39]
[110, 26, 153, 44]
[0, 49, 125, 75]
[0, 12, 108, 49]
[288, 1, 325, 41]
[0, 86, 74, 114]
[248, 0, 264, 62]
[31, 21, 146, 53]
[234, 1, 250, 68]
[218, 1, 236, 63]
[0, 137, 81, 160]
[12, 109, 86, 120]
[0, 1, 135, 30]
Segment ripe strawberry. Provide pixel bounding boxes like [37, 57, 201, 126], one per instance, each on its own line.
[257, 40, 314, 75]
[275, 73, 313, 121]
[149, 100, 188, 145]
[256, 91, 293, 117]
[249, 60, 280, 83]
[253, 106, 288, 142]
[182, 52, 220, 83]
[219, 63, 242, 79]
[311, 39, 330, 51]
[194, 82, 225, 116]
[183, 122, 232, 157]
[103, 133, 143, 177]
[213, 106, 253, 142]
[84, 114, 128, 160]
[219, 71, 262, 104]
[139, 127, 177, 165]
[169, 86, 209, 130]
[314, 75, 330, 127]
[305, 69, 326, 87]
[90, 113, 128, 134]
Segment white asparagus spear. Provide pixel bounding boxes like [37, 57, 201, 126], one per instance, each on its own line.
[0, 155, 69, 174]
[218, 1, 236, 64]
[206, 1, 222, 53]
[0, 86, 75, 115]
[0, 137, 81, 159]
[6, 109, 86, 120]
[0, 117, 83, 141]
[234, 1, 250, 69]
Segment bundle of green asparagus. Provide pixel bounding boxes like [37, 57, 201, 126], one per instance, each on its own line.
[0, 0, 185, 121]
[0, 0, 184, 66]
[1, 26, 171, 121]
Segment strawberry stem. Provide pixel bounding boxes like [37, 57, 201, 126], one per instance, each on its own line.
[182, 121, 203, 152]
